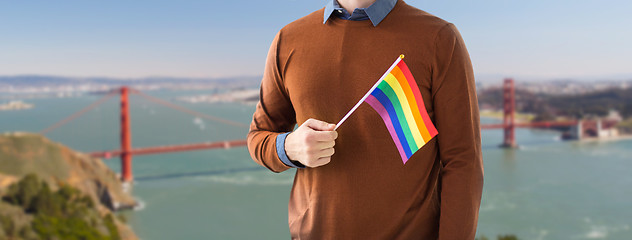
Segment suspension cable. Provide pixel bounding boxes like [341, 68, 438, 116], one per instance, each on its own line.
[39, 90, 118, 135]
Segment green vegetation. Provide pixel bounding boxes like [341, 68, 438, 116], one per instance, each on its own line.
[0, 133, 69, 180]
[476, 234, 519, 240]
[616, 118, 632, 134]
[479, 110, 535, 121]
[545, 88, 632, 119]
[1, 173, 121, 240]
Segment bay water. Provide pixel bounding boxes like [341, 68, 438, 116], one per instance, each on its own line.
[1, 90, 630, 239]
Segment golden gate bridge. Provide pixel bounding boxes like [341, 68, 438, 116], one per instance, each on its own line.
[39, 86, 248, 183]
[38, 78, 588, 184]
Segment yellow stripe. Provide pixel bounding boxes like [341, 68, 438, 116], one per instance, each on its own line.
[383, 73, 425, 147]
[391, 66, 433, 142]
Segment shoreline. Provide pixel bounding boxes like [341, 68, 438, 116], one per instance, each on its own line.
[577, 134, 632, 143]
[174, 89, 258, 105]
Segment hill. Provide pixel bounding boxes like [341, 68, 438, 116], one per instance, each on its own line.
[0, 132, 138, 239]
[478, 87, 632, 120]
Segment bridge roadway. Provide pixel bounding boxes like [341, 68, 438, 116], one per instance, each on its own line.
[480, 120, 578, 129]
[88, 139, 248, 159]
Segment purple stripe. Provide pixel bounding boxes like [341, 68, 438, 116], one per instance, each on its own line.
[365, 95, 409, 163]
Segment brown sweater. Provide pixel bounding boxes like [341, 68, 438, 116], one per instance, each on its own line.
[247, 1, 483, 239]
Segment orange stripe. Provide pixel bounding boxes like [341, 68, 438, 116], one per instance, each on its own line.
[397, 61, 438, 137]
[391, 66, 432, 142]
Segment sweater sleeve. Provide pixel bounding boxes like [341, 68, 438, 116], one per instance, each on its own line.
[247, 31, 298, 173]
[431, 23, 484, 240]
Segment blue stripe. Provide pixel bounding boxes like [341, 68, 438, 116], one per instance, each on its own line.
[371, 88, 413, 158]
[377, 80, 419, 152]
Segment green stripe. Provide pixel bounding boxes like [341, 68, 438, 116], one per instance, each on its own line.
[377, 81, 419, 152]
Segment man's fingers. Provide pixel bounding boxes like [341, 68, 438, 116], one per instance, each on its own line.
[288, 118, 338, 168]
[307, 130, 338, 142]
[311, 157, 331, 167]
[314, 140, 335, 150]
[302, 147, 335, 168]
[303, 118, 336, 131]
[317, 148, 335, 158]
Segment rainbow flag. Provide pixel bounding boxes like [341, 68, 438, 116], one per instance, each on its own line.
[335, 55, 438, 164]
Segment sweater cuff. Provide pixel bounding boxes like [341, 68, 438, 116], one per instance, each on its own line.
[276, 132, 306, 168]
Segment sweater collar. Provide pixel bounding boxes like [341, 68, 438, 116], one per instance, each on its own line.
[323, 0, 397, 27]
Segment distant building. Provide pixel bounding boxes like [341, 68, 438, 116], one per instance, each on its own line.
[563, 110, 622, 140]
[605, 109, 623, 122]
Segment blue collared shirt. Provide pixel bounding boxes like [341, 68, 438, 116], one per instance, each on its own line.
[276, 0, 398, 168]
[323, 0, 397, 26]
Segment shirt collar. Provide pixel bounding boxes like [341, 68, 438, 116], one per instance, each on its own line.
[323, 0, 397, 27]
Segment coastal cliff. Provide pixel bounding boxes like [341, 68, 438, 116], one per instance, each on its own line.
[0, 132, 138, 239]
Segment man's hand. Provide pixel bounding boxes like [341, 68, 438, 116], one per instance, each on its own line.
[285, 118, 338, 168]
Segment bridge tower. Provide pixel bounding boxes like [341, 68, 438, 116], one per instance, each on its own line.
[120, 86, 133, 183]
[500, 78, 517, 148]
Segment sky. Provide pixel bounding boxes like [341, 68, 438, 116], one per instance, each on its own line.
[1, 0, 631, 81]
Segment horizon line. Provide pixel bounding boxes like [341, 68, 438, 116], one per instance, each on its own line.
[0, 73, 631, 83]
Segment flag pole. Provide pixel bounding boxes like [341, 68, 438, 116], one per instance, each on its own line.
[334, 54, 405, 130]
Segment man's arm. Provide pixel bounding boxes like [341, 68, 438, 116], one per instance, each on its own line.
[247, 32, 338, 172]
[431, 23, 484, 240]
[247, 31, 298, 173]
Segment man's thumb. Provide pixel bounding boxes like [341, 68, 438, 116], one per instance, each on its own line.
[303, 118, 335, 131]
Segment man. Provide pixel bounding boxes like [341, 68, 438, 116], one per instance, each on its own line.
[247, 0, 483, 239]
